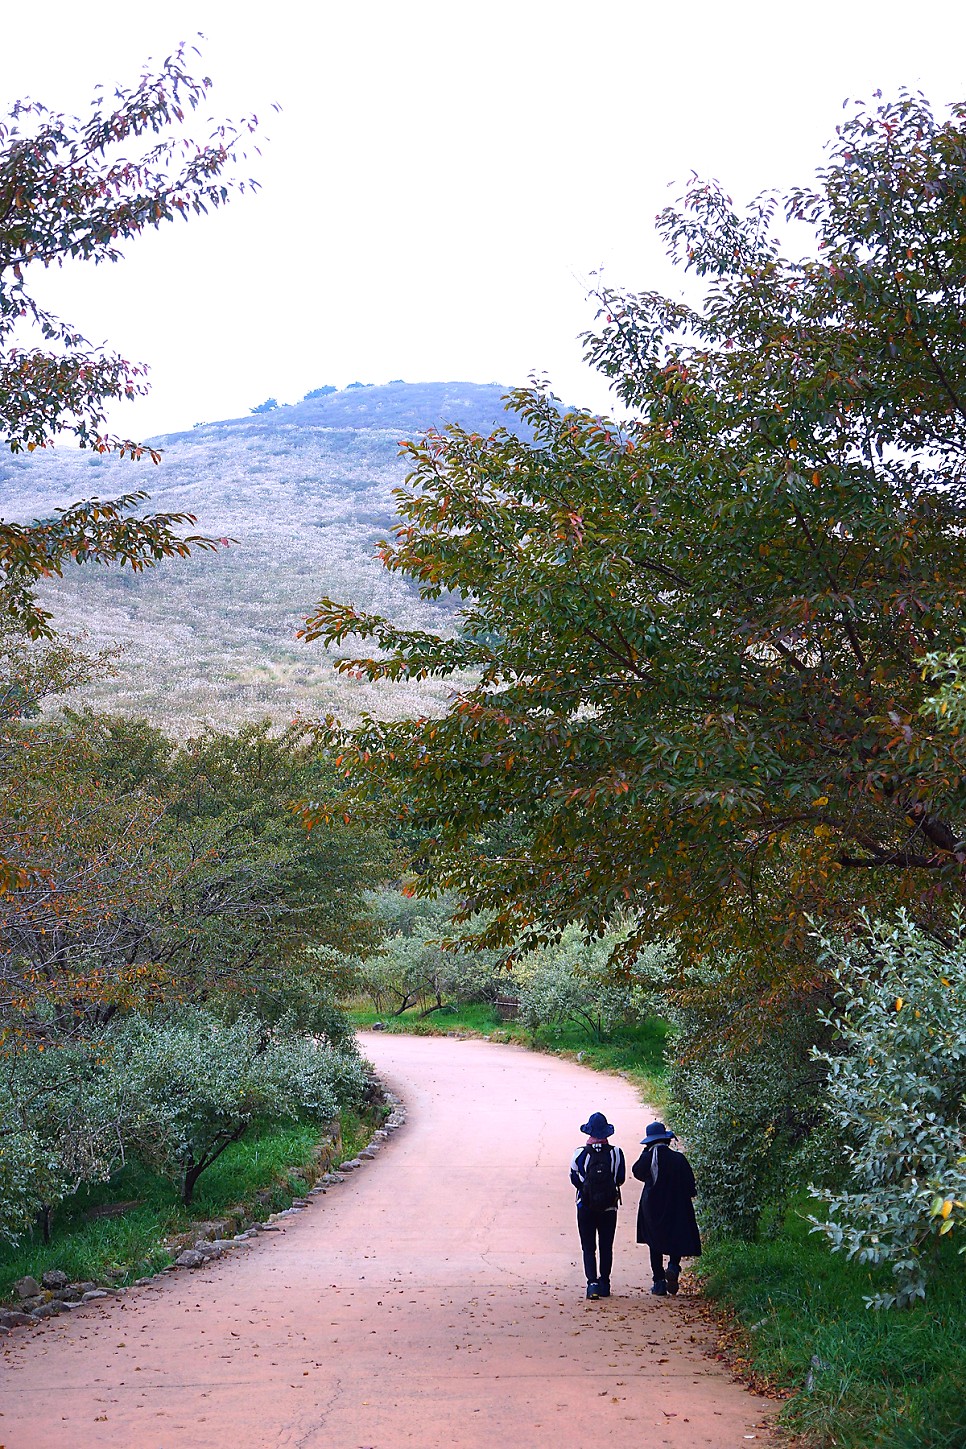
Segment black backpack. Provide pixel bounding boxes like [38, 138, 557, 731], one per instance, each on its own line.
[582, 1144, 619, 1210]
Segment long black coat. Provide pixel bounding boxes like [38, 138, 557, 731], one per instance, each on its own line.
[631, 1144, 702, 1258]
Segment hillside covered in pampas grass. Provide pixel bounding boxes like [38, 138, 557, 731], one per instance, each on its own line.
[0, 381, 512, 731]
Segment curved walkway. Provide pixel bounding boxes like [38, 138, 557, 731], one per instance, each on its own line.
[0, 1034, 779, 1447]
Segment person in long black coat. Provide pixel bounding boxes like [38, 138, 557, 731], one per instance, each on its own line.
[631, 1120, 701, 1296]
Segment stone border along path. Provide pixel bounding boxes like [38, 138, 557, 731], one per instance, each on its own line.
[0, 1034, 783, 1448]
[0, 1104, 401, 1329]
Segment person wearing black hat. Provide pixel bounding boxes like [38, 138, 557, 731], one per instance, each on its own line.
[631, 1121, 701, 1296]
[570, 1111, 626, 1300]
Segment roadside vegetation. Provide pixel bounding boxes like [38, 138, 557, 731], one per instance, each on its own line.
[342, 887, 669, 1096]
[0, 652, 392, 1292]
[0, 59, 387, 1305]
[2, 49, 965, 1449]
[701, 1206, 966, 1449]
[309, 96, 966, 1447]
[0, 1111, 364, 1302]
[347, 895, 966, 1447]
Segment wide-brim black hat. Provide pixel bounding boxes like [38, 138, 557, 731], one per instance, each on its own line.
[640, 1120, 676, 1146]
[581, 1111, 615, 1137]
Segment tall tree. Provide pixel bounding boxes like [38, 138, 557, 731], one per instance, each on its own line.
[303, 93, 966, 995]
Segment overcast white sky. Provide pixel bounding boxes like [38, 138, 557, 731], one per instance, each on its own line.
[3, 1, 966, 438]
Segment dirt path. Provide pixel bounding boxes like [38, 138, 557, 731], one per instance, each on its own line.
[0, 1034, 779, 1448]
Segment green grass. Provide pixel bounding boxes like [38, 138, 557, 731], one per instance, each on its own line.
[698, 1201, 966, 1448]
[350, 1001, 668, 1102]
[339, 1102, 386, 1161]
[0, 1114, 359, 1303]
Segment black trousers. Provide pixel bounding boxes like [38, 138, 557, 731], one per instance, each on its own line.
[649, 1245, 681, 1281]
[577, 1205, 618, 1283]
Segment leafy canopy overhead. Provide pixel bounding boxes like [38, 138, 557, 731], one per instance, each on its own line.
[304, 93, 966, 986]
[0, 42, 258, 454]
[0, 45, 260, 640]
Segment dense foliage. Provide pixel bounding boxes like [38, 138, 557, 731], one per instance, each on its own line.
[305, 94, 966, 1008]
[0, 630, 389, 1237]
[666, 990, 831, 1239]
[810, 912, 966, 1307]
[0, 694, 388, 1040]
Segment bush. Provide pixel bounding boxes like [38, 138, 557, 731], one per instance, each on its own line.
[0, 1037, 134, 1241]
[810, 911, 966, 1308]
[666, 988, 829, 1241]
[514, 927, 666, 1041]
[112, 1010, 367, 1203]
[356, 923, 500, 1016]
[351, 889, 503, 1016]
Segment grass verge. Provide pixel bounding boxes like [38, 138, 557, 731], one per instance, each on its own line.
[0, 1110, 372, 1305]
[698, 1201, 966, 1448]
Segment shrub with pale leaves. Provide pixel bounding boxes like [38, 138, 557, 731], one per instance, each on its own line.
[514, 925, 659, 1040]
[810, 912, 966, 1308]
[109, 1010, 368, 1204]
[0, 1039, 134, 1241]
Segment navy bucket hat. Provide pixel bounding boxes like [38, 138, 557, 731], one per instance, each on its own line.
[640, 1120, 677, 1146]
[580, 1111, 615, 1138]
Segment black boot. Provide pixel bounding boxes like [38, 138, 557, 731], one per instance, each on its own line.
[650, 1278, 667, 1296]
[665, 1263, 680, 1296]
[597, 1278, 611, 1298]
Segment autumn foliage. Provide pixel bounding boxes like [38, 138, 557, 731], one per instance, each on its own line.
[303, 93, 966, 999]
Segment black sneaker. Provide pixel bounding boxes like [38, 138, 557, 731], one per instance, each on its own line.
[665, 1265, 680, 1296]
[597, 1279, 611, 1298]
[650, 1280, 668, 1296]
[586, 1281, 600, 1300]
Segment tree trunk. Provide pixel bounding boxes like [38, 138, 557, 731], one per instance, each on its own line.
[182, 1158, 204, 1206]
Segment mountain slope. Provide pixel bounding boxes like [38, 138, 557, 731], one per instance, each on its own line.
[0, 382, 512, 731]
